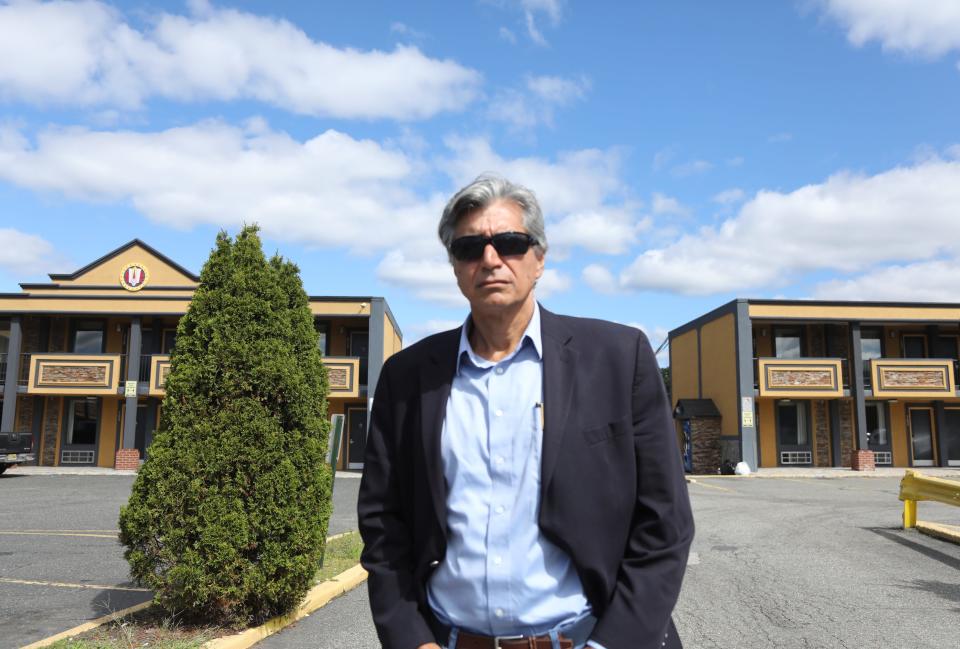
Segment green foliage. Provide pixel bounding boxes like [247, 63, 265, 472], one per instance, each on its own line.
[119, 226, 332, 625]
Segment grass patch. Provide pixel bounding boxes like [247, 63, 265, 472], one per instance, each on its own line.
[315, 531, 363, 583]
[48, 532, 363, 648]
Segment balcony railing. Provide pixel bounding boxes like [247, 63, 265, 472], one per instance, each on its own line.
[870, 358, 957, 398]
[755, 357, 846, 398]
[26, 353, 122, 395]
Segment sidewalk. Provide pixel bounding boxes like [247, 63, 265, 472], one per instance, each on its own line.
[6, 467, 364, 478]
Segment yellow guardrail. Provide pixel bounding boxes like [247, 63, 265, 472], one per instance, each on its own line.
[898, 470, 960, 529]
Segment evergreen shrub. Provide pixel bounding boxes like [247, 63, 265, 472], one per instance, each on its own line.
[118, 226, 331, 625]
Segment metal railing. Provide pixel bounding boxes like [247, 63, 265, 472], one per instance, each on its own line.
[899, 470, 960, 529]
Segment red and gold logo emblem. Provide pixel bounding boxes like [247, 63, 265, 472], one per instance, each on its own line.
[120, 264, 149, 291]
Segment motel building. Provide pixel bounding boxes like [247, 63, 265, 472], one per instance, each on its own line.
[669, 299, 960, 473]
[0, 240, 401, 470]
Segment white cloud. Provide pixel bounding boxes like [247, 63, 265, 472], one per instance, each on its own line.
[651, 193, 689, 217]
[619, 155, 960, 295]
[494, 0, 562, 45]
[767, 132, 793, 143]
[404, 319, 464, 345]
[488, 74, 589, 130]
[727, 156, 745, 167]
[499, 26, 517, 43]
[390, 21, 427, 41]
[582, 264, 617, 294]
[712, 188, 745, 205]
[0, 228, 57, 275]
[0, 120, 438, 251]
[549, 208, 647, 256]
[537, 268, 571, 297]
[442, 135, 627, 218]
[814, 259, 960, 302]
[623, 322, 670, 364]
[816, 0, 960, 57]
[0, 0, 480, 119]
[376, 250, 466, 307]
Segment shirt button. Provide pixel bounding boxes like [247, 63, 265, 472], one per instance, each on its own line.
[494, 409, 503, 417]
[495, 608, 504, 618]
[495, 456, 504, 465]
[495, 367, 504, 375]
[495, 505, 505, 514]
[493, 555, 502, 565]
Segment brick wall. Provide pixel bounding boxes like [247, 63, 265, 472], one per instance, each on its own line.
[812, 400, 832, 467]
[690, 417, 721, 474]
[40, 396, 61, 466]
[839, 400, 854, 467]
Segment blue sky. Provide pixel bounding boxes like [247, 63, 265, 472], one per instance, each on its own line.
[2, 0, 960, 356]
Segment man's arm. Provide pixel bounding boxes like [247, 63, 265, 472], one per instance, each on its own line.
[588, 332, 695, 649]
[358, 361, 438, 649]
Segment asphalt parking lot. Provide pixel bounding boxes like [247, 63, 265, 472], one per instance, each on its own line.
[0, 471, 361, 649]
[3, 472, 959, 649]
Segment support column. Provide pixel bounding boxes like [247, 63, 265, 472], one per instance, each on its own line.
[734, 300, 758, 471]
[849, 322, 874, 470]
[367, 299, 386, 416]
[1, 316, 23, 432]
[116, 317, 141, 470]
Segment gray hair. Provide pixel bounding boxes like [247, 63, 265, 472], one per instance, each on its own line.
[438, 174, 548, 262]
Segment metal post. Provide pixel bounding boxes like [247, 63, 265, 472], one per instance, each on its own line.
[367, 298, 386, 416]
[1, 316, 23, 432]
[122, 318, 141, 449]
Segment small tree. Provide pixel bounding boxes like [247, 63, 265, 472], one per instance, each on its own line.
[119, 226, 331, 624]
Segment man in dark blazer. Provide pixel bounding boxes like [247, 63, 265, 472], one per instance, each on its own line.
[359, 175, 694, 649]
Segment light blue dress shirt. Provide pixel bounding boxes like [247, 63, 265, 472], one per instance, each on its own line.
[427, 303, 593, 639]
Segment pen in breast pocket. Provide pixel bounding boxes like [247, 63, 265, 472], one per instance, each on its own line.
[535, 402, 545, 429]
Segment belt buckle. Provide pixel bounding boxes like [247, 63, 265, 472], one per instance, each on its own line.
[493, 634, 524, 648]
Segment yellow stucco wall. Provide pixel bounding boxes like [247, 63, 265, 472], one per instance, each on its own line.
[700, 314, 739, 439]
[758, 399, 777, 467]
[59, 244, 197, 287]
[670, 329, 699, 404]
[754, 325, 772, 357]
[749, 304, 960, 322]
[889, 401, 908, 466]
[98, 398, 119, 467]
[310, 302, 371, 317]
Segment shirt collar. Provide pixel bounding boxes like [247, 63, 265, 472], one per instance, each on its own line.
[457, 302, 543, 374]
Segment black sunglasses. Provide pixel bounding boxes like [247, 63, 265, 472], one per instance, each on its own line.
[449, 231, 538, 261]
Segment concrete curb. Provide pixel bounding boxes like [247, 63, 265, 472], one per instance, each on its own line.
[203, 563, 368, 649]
[915, 521, 960, 545]
[20, 600, 153, 648]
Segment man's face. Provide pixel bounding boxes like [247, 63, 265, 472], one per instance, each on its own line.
[452, 199, 545, 314]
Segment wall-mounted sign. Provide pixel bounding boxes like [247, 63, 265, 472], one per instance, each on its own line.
[124, 380, 138, 397]
[741, 397, 754, 428]
[120, 264, 149, 291]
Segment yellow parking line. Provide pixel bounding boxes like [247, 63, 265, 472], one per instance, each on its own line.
[0, 577, 149, 592]
[687, 478, 735, 493]
[0, 531, 117, 539]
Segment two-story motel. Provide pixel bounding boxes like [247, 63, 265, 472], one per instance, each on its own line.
[670, 299, 960, 473]
[0, 240, 401, 470]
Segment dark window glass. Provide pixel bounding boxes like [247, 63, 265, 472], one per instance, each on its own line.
[0, 328, 9, 355]
[350, 331, 369, 384]
[909, 409, 934, 463]
[777, 402, 808, 447]
[72, 321, 104, 354]
[933, 336, 957, 360]
[903, 335, 926, 359]
[860, 330, 882, 386]
[865, 402, 888, 448]
[316, 321, 330, 356]
[946, 410, 960, 462]
[66, 398, 98, 446]
[162, 330, 177, 353]
[775, 328, 802, 359]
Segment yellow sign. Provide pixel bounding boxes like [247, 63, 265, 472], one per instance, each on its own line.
[742, 411, 754, 427]
[124, 381, 138, 397]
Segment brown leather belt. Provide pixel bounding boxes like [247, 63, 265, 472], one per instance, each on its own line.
[454, 630, 573, 649]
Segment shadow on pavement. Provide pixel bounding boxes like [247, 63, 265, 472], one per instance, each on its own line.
[865, 526, 960, 571]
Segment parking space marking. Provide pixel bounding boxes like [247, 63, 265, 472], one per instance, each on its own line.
[687, 479, 735, 493]
[0, 530, 117, 538]
[0, 577, 150, 592]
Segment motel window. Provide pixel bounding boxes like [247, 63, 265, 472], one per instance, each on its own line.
[316, 321, 330, 357]
[162, 329, 177, 354]
[71, 321, 104, 354]
[774, 327, 803, 359]
[865, 402, 888, 448]
[902, 334, 927, 359]
[0, 325, 9, 355]
[776, 401, 809, 447]
[860, 328, 882, 386]
[65, 398, 99, 446]
[933, 335, 959, 361]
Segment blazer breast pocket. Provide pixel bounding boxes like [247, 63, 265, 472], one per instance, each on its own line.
[582, 415, 632, 446]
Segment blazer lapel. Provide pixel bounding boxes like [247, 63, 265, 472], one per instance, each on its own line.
[539, 307, 577, 497]
[419, 328, 459, 529]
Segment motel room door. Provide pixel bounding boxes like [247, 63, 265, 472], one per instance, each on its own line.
[907, 407, 936, 467]
[346, 406, 367, 470]
[61, 397, 100, 466]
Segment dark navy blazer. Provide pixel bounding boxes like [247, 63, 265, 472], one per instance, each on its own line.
[358, 306, 694, 649]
